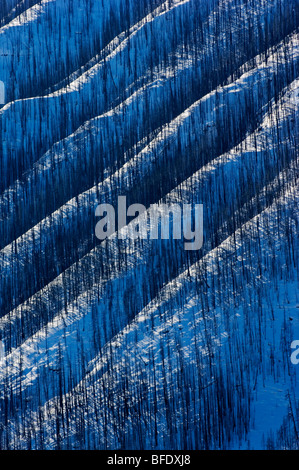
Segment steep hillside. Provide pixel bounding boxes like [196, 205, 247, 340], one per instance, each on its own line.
[0, 0, 298, 450]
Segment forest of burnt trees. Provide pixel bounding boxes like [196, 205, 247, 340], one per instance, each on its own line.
[0, 0, 298, 450]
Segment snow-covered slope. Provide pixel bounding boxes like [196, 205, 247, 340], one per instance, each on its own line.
[0, 0, 298, 450]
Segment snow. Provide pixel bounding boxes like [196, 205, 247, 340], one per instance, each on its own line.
[0, 0, 297, 450]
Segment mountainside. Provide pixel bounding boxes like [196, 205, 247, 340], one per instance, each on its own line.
[0, 0, 298, 450]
